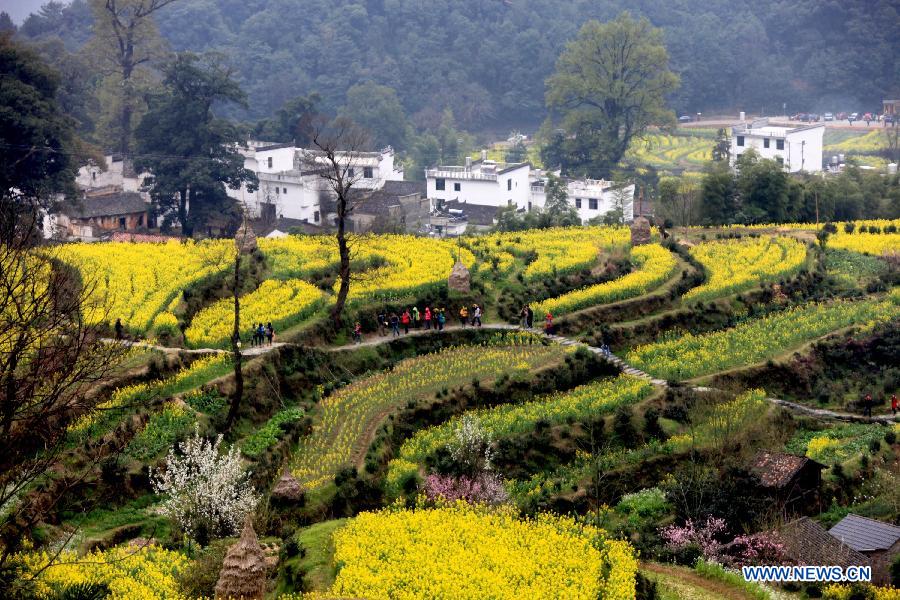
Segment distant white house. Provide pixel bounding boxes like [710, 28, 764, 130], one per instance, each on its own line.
[227, 143, 405, 224]
[531, 175, 635, 224]
[425, 155, 532, 211]
[424, 155, 635, 230]
[730, 118, 824, 173]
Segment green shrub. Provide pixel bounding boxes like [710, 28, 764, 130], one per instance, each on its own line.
[184, 389, 227, 414]
[241, 407, 304, 458]
[125, 404, 195, 461]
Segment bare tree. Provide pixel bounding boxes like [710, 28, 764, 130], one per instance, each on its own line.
[883, 125, 899, 164]
[225, 217, 256, 429]
[88, 0, 180, 155]
[0, 234, 126, 565]
[310, 118, 373, 327]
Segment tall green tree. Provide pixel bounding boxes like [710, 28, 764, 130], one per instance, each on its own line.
[87, 0, 179, 155]
[0, 34, 78, 243]
[699, 161, 738, 225]
[543, 173, 579, 226]
[253, 93, 321, 145]
[734, 151, 794, 223]
[134, 53, 257, 237]
[546, 13, 679, 178]
[339, 82, 410, 150]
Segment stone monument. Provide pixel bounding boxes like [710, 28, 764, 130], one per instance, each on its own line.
[448, 261, 471, 293]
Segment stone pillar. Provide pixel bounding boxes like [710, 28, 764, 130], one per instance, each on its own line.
[630, 216, 651, 246]
[448, 261, 471, 293]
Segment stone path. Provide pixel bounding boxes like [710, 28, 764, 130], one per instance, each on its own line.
[108, 325, 898, 425]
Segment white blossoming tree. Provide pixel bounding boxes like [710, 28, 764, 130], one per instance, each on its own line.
[151, 426, 258, 545]
[448, 415, 495, 476]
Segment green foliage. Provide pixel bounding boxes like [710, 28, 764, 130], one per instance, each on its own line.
[616, 487, 671, 527]
[253, 93, 321, 145]
[545, 13, 678, 177]
[339, 82, 410, 150]
[52, 582, 110, 600]
[183, 389, 227, 415]
[241, 407, 304, 458]
[694, 559, 773, 600]
[134, 52, 258, 237]
[0, 33, 78, 241]
[125, 404, 195, 461]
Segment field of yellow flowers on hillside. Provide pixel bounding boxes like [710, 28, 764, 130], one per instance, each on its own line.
[324, 504, 638, 600]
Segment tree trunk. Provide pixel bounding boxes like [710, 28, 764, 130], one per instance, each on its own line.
[226, 251, 243, 429]
[179, 189, 192, 238]
[331, 193, 351, 328]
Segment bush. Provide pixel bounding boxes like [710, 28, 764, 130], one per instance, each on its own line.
[241, 407, 304, 458]
[176, 540, 229, 599]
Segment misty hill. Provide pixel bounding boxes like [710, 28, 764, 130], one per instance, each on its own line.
[17, 0, 900, 130]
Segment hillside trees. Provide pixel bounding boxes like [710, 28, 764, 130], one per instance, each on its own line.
[545, 13, 679, 178]
[253, 93, 321, 145]
[134, 53, 257, 237]
[0, 35, 78, 243]
[339, 82, 411, 151]
[87, 0, 179, 155]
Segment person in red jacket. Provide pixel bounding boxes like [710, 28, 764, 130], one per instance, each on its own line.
[424, 306, 432, 330]
[401, 309, 411, 334]
[892, 394, 898, 416]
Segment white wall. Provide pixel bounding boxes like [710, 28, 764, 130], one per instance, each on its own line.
[426, 164, 531, 209]
[784, 127, 824, 173]
[256, 147, 295, 173]
[731, 126, 823, 173]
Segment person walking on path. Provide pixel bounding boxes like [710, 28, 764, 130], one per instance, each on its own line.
[544, 312, 553, 334]
[472, 304, 482, 327]
[115, 318, 124, 340]
[520, 306, 528, 329]
[891, 394, 898, 416]
[526, 305, 534, 329]
[401, 309, 411, 334]
[459, 305, 469, 327]
[266, 322, 274, 345]
[412, 306, 420, 328]
[862, 393, 873, 417]
[424, 306, 432, 330]
[389, 313, 400, 337]
[437, 308, 446, 331]
[352, 322, 362, 344]
[376, 311, 387, 336]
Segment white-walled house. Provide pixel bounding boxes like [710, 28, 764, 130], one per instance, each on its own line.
[730, 119, 824, 173]
[227, 143, 405, 224]
[531, 176, 635, 224]
[425, 158, 531, 210]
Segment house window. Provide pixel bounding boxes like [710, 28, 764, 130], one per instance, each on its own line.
[118, 217, 126, 229]
[283, 187, 287, 194]
[348, 168, 355, 178]
[737, 136, 744, 147]
[314, 210, 320, 222]
[275, 187, 279, 194]
[267, 157, 273, 169]
[363, 166, 373, 178]
[776, 139, 785, 150]
[764, 138, 770, 149]
[775, 156, 784, 166]
[436, 178, 446, 191]
[507, 179, 512, 191]
[575, 198, 582, 209]
[589, 198, 598, 210]
[454, 182, 461, 191]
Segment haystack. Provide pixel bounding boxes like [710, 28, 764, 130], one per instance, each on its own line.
[214, 516, 267, 600]
[271, 468, 304, 503]
[448, 261, 471, 293]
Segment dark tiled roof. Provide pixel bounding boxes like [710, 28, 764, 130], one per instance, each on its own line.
[442, 200, 500, 226]
[751, 451, 821, 488]
[781, 518, 870, 569]
[829, 514, 900, 552]
[497, 162, 529, 174]
[252, 217, 323, 237]
[356, 180, 426, 215]
[66, 192, 146, 219]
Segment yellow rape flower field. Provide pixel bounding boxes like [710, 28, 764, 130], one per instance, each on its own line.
[55, 239, 232, 331]
[292, 335, 563, 490]
[17, 545, 188, 600]
[534, 243, 677, 316]
[185, 279, 326, 348]
[325, 504, 637, 600]
[684, 235, 808, 302]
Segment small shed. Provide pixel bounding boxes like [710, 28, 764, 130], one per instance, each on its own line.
[750, 451, 823, 512]
[781, 517, 871, 571]
[829, 514, 900, 585]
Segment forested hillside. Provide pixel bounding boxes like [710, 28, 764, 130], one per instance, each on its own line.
[15, 0, 900, 130]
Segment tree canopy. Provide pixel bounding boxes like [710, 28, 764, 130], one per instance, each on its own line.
[134, 52, 257, 237]
[545, 13, 679, 178]
[0, 33, 78, 242]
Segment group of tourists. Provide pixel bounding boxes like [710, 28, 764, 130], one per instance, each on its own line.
[860, 393, 899, 417]
[519, 304, 556, 334]
[358, 303, 488, 343]
[249, 322, 275, 346]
